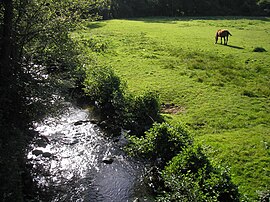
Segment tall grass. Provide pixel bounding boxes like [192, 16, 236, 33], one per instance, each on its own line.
[73, 17, 270, 200]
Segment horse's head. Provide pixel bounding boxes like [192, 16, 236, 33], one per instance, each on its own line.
[215, 31, 219, 44]
[215, 29, 222, 44]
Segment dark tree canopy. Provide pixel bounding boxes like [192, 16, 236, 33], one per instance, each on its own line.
[102, 0, 269, 18]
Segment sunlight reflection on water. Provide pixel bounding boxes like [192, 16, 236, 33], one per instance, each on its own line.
[27, 104, 146, 201]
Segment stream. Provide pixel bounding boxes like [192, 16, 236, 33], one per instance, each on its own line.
[27, 102, 151, 202]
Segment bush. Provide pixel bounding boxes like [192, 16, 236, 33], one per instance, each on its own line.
[127, 124, 240, 201]
[127, 123, 192, 166]
[157, 173, 213, 202]
[160, 145, 240, 202]
[125, 91, 162, 135]
[164, 145, 211, 176]
[83, 67, 161, 134]
[83, 66, 124, 108]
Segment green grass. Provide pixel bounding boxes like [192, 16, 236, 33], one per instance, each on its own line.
[73, 17, 270, 200]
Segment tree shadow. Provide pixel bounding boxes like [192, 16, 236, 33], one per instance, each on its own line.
[86, 22, 106, 29]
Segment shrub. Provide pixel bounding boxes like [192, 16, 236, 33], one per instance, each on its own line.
[125, 91, 162, 135]
[83, 66, 124, 108]
[164, 146, 211, 176]
[161, 145, 240, 202]
[127, 123, 192, 166]
[83, 67, 161, 134]
[157, 173, 214, 202]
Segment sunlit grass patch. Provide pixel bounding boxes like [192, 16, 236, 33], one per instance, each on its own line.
[74, 17, 270, 200]
[196, 126, 270, 200]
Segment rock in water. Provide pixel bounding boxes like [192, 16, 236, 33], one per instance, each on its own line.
[32, 149, 43, 156]
[102, 156, 114, 164]
[42, 152, 52, 158]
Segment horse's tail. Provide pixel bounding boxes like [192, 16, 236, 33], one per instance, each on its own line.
[228, 31, 232, 36]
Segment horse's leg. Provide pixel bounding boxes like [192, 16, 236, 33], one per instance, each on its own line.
[221, 36, 223, 44]
[226, 35, 229, 45]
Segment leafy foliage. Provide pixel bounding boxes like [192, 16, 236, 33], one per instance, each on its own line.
[84, 66, 124, 107]
[127, 123, 192, 165]
[127, 122, 240, 201]
[83, 66, 162, 134]
[125, 91, 162, 134]
[161, 146, 240, 202]
[0, 0, 106, 125]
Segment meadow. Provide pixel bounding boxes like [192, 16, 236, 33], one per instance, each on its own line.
[73, 17, 270, 200]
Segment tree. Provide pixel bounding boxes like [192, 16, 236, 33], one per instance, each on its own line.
[0, 0, 108, 123]
[107, 0, 264, 17]
[0, 0, 107, 200]
[0, 0, 13, 72]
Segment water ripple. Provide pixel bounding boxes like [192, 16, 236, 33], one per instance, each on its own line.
[27, 104, 146, 201]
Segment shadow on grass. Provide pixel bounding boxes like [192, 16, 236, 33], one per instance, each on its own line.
[226, 44, 244, 49]
[217, 43, 244, 49]
[86, 22, 106, 29]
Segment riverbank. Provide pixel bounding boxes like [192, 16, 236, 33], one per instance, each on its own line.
[73, 17, 270, 200]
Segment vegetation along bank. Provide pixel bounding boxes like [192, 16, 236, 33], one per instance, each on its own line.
[73, 17, 270, 201]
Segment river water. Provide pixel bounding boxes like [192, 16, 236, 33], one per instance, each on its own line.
[27, 103, 150, 202]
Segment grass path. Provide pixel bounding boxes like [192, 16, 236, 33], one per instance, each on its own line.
[73, 17, 270, 200]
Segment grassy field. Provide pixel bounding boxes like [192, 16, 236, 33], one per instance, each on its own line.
[73, 17, 270, 200]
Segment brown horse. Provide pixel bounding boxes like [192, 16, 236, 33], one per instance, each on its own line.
[215, 29, 232, 45]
